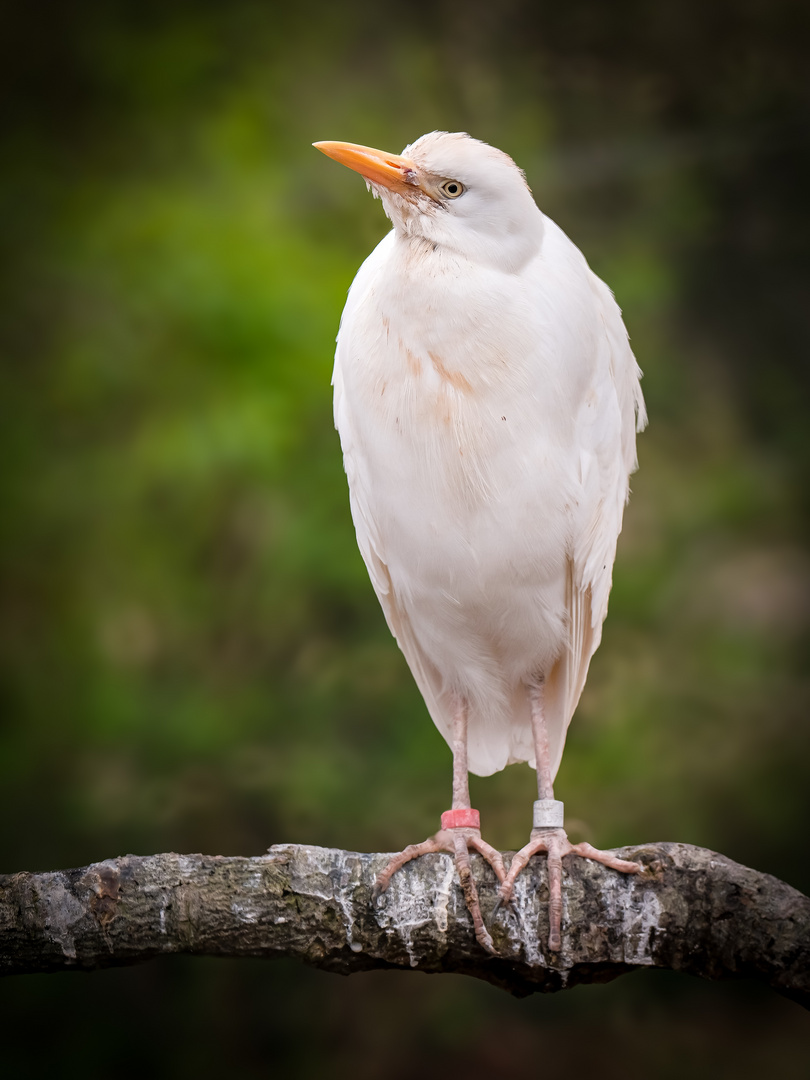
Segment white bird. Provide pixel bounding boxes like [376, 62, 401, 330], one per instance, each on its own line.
[314, 132, 647, 953]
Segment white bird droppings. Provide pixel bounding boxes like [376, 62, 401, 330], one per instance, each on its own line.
[432, 857, 457, 933]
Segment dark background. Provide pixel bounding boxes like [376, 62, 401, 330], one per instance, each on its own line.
[2, 1, 809, 1073]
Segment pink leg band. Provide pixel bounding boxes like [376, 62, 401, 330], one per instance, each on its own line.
[441, 808, 480, 830]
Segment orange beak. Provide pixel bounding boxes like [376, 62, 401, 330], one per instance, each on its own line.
[313, 140, 420, 196]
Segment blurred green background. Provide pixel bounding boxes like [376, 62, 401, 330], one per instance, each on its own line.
[2, 0, 809, 1074]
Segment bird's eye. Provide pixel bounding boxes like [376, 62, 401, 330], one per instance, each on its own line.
[440, 180, 465, 199]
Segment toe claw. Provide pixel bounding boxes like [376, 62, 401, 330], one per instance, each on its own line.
[490, 890, 513, 921]
[477, 928, 497, 956]
[498, 882, 515, 908]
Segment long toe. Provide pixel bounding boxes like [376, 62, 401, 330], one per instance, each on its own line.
[451, 830, 495, 954]
[492, 828, 641, 951]
[496, 833, 551, 907]
[570, 841, 642, 874]
[467, 835, 509, 885]
[373, 836, 448, 899]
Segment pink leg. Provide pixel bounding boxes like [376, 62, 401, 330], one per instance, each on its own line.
[373, 694, 505, 954]
[497, 677, 641, 951]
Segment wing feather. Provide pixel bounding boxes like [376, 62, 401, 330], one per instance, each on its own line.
[333, 232, 645, 782]
[543, 274, 646, 778]
[334, 341, 453, 755]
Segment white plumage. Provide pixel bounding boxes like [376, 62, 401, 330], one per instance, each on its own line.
[329, 131, 645, 777]
[315, 131, 646, 952]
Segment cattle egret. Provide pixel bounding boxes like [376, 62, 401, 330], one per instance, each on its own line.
[314, 132, 646, 953]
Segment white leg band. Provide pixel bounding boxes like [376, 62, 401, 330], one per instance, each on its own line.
[533, 799, 564, 829]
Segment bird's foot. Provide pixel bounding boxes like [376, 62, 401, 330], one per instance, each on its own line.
[495, 826, 641, 952]
[373, 809, 507, 955]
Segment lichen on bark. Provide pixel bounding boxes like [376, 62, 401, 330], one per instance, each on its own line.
[0, 842, 807, 1008]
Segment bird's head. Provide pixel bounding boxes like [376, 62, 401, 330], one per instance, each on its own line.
[314, 131, 543, 273]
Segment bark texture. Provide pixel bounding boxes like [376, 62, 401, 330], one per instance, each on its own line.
[1, 842, 807, 1006]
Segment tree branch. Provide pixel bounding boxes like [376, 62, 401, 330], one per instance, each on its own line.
[1, 842, 807, 1006]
